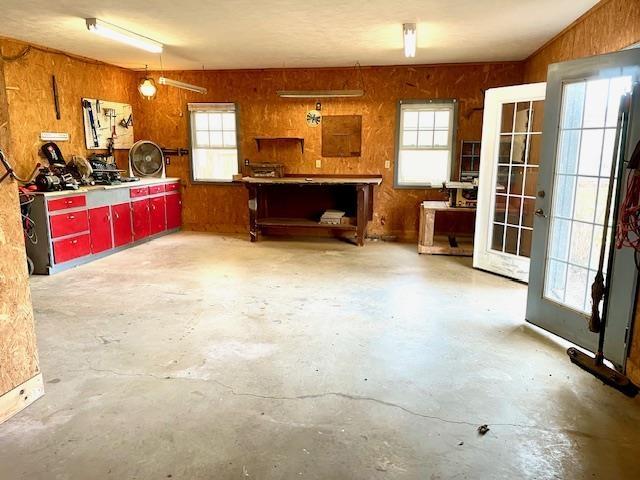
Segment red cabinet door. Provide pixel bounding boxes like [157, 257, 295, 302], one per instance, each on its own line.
[132, 199, 150, 241]
[49, 210, 89, 238]
[149, 196, 166, 235]
[112, 203, 133, 247]
[166, 193, 182, 230]
[88, 206, 113, 254]
[52, 234, 91, 264]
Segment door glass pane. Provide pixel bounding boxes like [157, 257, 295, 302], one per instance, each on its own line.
[490, 99, 541, 257]
[543, 75, 632, 313]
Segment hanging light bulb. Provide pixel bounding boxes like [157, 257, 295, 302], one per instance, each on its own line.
[138, 65, 157, 99]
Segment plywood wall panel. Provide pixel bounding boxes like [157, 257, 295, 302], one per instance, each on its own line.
[524, 0, 640, 82]
[0, 38, 138, 178]
[135, 62, 523, 239]
[0, 57, 40, 395]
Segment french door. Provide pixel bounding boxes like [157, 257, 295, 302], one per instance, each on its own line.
[474, 83, 546, 281]
[526, 48, 640, 369]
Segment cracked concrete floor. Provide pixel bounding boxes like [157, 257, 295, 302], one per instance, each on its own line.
[2, 231, 640, 479]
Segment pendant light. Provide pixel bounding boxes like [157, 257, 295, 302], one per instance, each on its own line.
[138, 65, 157, 99]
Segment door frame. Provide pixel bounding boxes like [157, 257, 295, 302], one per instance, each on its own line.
[526, 49, 640, 369]
[474, 83, 546, 282]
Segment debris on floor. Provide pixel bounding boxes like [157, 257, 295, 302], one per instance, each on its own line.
[477, 424, 490, 435]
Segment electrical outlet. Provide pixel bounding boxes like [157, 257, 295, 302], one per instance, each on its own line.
[385, 160, 391, 169]
[315, 159, 322, 168]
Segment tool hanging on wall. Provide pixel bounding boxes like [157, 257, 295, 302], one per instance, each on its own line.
[568, 91, 638, 397]
[0, 149, 40, 184]
[51, 75, 61, 120]
[82, 99, 99, 147]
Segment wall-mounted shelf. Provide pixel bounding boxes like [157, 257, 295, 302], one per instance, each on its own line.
[254, 137, 304, 153]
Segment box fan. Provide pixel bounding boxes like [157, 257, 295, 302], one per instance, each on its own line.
[128, 140, 165, 178]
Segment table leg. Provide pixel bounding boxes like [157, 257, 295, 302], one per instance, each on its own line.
[356, 185, 369, 246]
[248, 185, 258, 242]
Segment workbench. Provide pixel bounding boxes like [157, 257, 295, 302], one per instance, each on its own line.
[418, 201, 476, 256]
[242, 176, 382, 246]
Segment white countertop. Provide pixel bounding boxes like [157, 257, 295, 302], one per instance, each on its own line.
[32, 177, 181, 197]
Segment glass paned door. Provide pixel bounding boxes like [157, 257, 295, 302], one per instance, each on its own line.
[474, 83, 546, 282]
[544, 76, 632, 313]
[526, 48, 640, 369]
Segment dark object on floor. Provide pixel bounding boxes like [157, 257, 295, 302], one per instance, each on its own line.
[567, 347, 638, 397]
[477, 424, 490, 435]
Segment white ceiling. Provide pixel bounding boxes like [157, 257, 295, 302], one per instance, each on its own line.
[1, 0, 598, 70]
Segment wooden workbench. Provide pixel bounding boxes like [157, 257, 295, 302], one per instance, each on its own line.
[418, 201, 476, 256]
[242, 175, 382, 246]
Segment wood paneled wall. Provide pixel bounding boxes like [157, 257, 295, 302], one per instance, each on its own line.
[0, 57, 40, 396]
[524, 0, 640, 82]
[134, 63, 523, 239]
[0, 38, 138, 178]
[523, 0, 640, 384]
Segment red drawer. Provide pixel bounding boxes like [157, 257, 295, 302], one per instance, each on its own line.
[47, 195, 86, 212]
[130, 186, 150, 198]
[149, 184, 166, 195]
[52, 233, 91, 264]
[50, 210, 89, 238]
[165, 182, 179, 192]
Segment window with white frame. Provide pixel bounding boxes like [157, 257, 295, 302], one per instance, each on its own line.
[395, 100, 457, 187]
[189, 103, 239, 182]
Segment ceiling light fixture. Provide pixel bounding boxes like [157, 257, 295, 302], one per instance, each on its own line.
[86, 18, 163, 53]
[277, 90, 364, 98]
[158, 77, 207, 94]
[403, 23, 417, 58]
[138, 65, 157, 99]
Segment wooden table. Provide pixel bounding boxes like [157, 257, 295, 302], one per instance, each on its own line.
[242, 176, 382, 246]
[418, 201, 476, 256]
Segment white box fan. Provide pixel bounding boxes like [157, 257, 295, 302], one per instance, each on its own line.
[129, 140, 165, 178]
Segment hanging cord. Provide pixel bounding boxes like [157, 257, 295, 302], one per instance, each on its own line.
[0, 45, 31, 62]
[615, 139, 640, 269]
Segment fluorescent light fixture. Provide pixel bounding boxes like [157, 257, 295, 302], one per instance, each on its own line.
[277, 90, 364, 98]
[159, 77, 207, 94]
[403, 23, 417, 58]
[86, 18, 163, 53]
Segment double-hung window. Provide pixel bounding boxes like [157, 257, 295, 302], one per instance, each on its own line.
[395, 99, 457, 188]
[189, 103, 239, 182]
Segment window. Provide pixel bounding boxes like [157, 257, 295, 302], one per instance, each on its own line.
[189, 103, 239, 182]
[395, 99, 457, 188]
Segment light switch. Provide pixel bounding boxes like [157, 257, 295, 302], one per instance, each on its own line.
[385, 160, 391, 169]
[315, 159, 322, 168]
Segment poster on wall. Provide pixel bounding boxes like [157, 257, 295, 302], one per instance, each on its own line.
[81, 98, 134, 150]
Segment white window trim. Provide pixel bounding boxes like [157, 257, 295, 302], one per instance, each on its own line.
[394, 99, 458, 188]
[188, 102, 240, 183]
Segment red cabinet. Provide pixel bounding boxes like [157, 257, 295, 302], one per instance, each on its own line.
[50, 210, 89, 238]
[149, 196, 166, 235]
[52, 234, 91, 264]
[132, 199, 150, 241]
[166, 193, 182, 230]
[130, 186, 149, 198]
[165, 183, 179, 192]
[89, 207, 113, 254]
[47, 195, 86, 212]
[112, 203, 133, 247]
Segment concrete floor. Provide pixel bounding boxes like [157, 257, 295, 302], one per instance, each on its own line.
[1, 232, 640, 479]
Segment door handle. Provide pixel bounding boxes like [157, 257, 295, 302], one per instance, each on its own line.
[535, 208, 547, 218]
